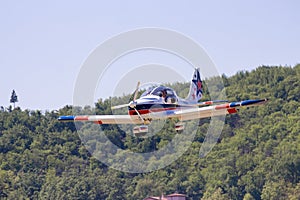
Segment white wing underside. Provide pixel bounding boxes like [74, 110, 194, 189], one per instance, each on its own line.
[78, 106, 229, 124]
[58, 99, 267, 124]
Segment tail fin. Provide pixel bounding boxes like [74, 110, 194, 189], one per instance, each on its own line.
[186, 68, 203, 103]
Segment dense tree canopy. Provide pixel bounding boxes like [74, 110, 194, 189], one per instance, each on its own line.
[0, 65, 299, 199]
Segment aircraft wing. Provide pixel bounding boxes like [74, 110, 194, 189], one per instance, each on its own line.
[147, 98, 268, 121]
[58, 114, 143, 124]
[58, 99, 267, 124]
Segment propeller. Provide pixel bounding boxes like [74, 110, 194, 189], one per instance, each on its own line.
[111, 81, 140, 110]
[133, 81, 140, 102]
[111, 103, 130, 110]
[111, 81, 145, 123]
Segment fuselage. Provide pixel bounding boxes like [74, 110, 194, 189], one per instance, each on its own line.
[128, 86, 193, 116]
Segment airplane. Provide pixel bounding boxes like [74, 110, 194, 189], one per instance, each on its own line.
[58, 68, 267, 135]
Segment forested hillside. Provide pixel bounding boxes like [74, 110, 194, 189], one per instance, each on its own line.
[0, 65, 299, 199]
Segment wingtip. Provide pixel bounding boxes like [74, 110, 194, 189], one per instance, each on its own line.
[240, 98, 268, 106]
[58, 115, 75, 121]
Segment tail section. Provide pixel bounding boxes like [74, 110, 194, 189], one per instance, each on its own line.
[186, 68, 203, 103]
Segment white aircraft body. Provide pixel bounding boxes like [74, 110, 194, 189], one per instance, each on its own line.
[59, 68, 267, 134]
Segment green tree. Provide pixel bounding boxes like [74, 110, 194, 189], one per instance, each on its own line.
[0, 65, 299, 199]
[9, 90, 18, 108]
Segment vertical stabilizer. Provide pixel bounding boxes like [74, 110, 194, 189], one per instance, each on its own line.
[186, 68, 203, 103]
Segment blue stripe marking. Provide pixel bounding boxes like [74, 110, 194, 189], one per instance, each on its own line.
[229, 99, 266, 108]
[165, 110, 176, 115]
[229, 102, 241, 107]
[241, 99, 265, 106]
[58, 116, 75, 121]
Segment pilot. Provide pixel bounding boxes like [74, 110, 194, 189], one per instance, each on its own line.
[161, 90, 167, 98]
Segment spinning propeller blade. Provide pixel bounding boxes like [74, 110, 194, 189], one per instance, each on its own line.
[133, 81, 140, 101]
[111, 81, 140, 110]
[111, 103, 129, 110]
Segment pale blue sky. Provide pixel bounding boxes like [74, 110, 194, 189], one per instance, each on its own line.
[0, 1, 299, 110]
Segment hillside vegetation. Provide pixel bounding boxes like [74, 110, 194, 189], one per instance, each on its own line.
[0, 65, 299, 199]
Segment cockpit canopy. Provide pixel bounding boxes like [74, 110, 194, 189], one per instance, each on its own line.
[141, 86, 176, 97]
[141, 86, 178, 104]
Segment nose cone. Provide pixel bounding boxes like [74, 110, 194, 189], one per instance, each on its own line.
[129, 101, 137, 108]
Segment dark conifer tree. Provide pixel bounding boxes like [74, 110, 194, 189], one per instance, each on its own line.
[10, 90, 18, 108]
